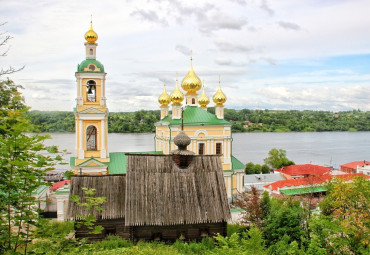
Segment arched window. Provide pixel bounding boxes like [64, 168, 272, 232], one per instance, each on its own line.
[86, 126, 97, 151]
[192, 98, 195, 104]
[87, 80, 96, 102]
[89, 48, 93, 55]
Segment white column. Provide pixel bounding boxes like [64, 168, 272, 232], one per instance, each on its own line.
[78, 119, 84, 159]
[75, 117, 78, 156]
[78, 78, 83, 104]
[100, 119, 106, 158]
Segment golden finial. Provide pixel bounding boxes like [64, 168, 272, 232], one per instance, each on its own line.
[181, 52, 202, 95]
[158, 80, 171, 107]
[170, 77, 184, 105]
[84, 18, 98, 44]
[198, 80, 210, 109]
[213, 75, 227, 106]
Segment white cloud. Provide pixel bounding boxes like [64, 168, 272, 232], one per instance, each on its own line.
[1, 0, 370, 112]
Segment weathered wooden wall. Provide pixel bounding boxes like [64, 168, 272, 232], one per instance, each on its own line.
[75, 219, 132, 241]
[133, 222, 227, 242]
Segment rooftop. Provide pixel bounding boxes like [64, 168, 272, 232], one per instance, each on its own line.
[340, 161, 370, 169]
[275, 164, 331, 177]
[156, 106, 230, 126]
[265, 173, 369, 191]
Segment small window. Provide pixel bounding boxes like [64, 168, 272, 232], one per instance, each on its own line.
[89, 48, 93, 55]
[198, 143, 205, 155]
[192, 98, 195, 104]
[89, 64, 95, 71]
[216, 143, 222, 155]
[86, 126, 97, 151]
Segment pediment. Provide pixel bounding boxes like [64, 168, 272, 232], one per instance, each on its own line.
[78, 158, 106, 167]
[80, 107, 105, 114]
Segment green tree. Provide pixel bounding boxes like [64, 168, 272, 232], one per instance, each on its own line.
[264, 148, 295, 169]
[0, 79, 56, 253]
[261, 164, 270, 174]
[245, 162, 255, 174]
[70, 187, 106, 234]
[320, 176, 370, 250]
[263, 198, 306, 247]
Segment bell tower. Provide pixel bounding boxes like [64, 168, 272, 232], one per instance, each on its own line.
[73, 21, 109, 175]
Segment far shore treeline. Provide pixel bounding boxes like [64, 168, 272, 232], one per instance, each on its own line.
[26, 108, 370, 133]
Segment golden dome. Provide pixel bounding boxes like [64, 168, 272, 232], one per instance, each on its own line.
[158, 83, 171, 107]
[85, 21, 98, 44]
[198, 82, 210, 108]
[213, 77, 227, 106]
[170, 79, 184, 105]
[181, 56, 202, 95]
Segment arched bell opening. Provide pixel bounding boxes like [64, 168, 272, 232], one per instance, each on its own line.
[87, 80, 96, 102]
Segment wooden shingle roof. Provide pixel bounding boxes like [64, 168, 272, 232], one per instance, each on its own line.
[67, 175, 126, 220]
[124, 154, 230, 226]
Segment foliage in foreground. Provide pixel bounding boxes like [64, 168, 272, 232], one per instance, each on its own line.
[17, 177, 370, 255]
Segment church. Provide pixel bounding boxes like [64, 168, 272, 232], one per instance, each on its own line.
[155, 59, 245, 198]
[69, 21, 245, 201]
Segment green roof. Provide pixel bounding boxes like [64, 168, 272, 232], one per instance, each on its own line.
[77, 59, 105, 73]
[107, 152, 127, 174]
[232, 155, 245, 170]
[70, 151, 163, 175]
[280, 186, 327, 195]
[156, 106, 231, 126]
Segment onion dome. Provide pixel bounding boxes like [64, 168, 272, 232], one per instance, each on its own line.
[170, 79, 184, 105]
[158, 83, 171, 107]
[181, 56, 202, 95]
[85, 21, 98, 44]
[174, 131, 191, 150]
[213, 77, 227, 106]
[172, 130, 195, 168]
[198, 82, 210, 108]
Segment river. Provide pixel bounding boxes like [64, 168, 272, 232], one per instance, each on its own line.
[43, 132, 370, 169]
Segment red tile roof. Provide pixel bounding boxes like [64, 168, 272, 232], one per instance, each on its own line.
[275, 164, 331, 177]
[340, 161, 370, 170]
[50, 180, 70, 191]
[264, 173, 369, 191]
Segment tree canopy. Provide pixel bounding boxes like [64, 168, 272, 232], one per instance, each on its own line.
[264, 148, 295, 169]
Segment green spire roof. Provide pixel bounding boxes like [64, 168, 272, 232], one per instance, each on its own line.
[77, 59, 105, 73]
[157, 106, 230, 126]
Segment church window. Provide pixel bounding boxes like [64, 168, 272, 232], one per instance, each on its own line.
[216, 143, 222, 155]
[198, 143, 205, 155]
[89, 48, 93, 55]
[87, 80, 96, 102]
[89, 64, 95, 71]
[86, 126, 97, 151]
[192, 98, 195, 104]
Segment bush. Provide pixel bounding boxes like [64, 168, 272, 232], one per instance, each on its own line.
[227, 223, 248, 236]
[93, 235, 133, 250]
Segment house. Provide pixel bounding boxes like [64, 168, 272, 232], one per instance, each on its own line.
[67, 131, 230, 242]
[356, 164, 370, 176]
[275, 164, 331, 179]
[340, 161, 370, 174]
[243, 173, 284, 191]
[264, 173, 369, 196]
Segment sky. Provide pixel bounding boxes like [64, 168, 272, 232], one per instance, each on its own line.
[1, 0, 370, 112]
